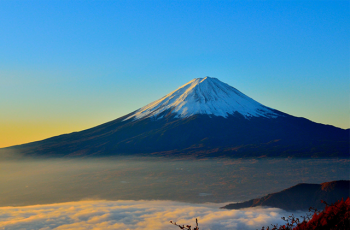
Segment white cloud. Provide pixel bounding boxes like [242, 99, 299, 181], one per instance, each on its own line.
[0, 200, 306, 230]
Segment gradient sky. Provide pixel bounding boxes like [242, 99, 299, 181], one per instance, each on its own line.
[0, 0, 349, 148]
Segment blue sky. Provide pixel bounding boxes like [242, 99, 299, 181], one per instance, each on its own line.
[0, 0, 349, 147]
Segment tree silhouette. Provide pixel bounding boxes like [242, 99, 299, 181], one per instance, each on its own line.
[170, 218, 199, 230]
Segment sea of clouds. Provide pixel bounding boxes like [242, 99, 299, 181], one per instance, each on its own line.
[0, 200, 307, 230]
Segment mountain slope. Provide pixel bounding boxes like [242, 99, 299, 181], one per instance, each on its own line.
[222, 180, 350, 211]
[2, 77, 349, 158]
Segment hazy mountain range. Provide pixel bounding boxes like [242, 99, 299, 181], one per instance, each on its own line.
[3, 77, 349, 158]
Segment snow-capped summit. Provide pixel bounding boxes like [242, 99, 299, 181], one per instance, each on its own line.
[125, 77, 278, 121]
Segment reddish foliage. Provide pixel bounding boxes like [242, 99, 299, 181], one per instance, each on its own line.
[260, 197, 350, 230]
[293, 197, 349, 230]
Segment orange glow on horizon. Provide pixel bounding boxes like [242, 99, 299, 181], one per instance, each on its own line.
[0, 121, 90, 148]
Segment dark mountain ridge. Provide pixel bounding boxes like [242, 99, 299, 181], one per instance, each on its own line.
[4, 109, 348, 158]
[222, 180, 350, 211]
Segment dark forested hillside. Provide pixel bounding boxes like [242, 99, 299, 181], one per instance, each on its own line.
[222, 180, 350, 211]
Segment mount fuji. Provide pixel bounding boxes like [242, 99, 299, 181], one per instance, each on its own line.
[3, 77, 349, 158]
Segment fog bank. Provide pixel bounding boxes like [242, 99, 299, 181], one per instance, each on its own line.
[0, 200, 307, 230]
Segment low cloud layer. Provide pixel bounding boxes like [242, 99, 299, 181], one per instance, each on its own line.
[0, 200, 306, 230]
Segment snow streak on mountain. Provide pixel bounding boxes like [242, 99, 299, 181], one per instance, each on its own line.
[125, 77, 278, 121]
